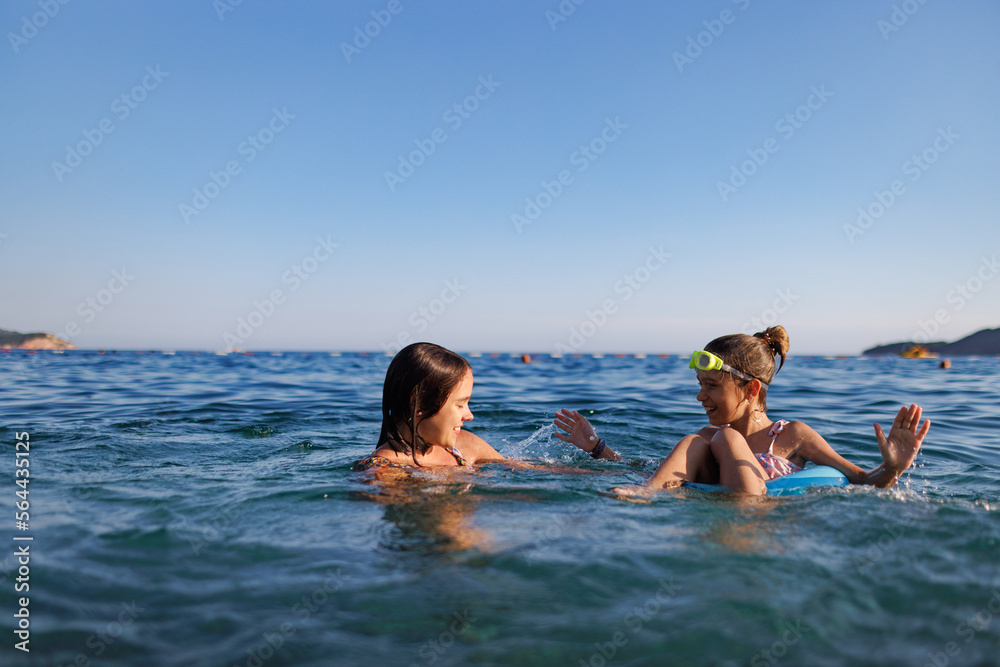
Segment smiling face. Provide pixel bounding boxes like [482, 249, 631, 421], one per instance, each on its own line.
[695, 369, 749, 425]
[416, 369, 474, 448]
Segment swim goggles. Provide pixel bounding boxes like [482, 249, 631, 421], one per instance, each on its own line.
[689, 350, 768, 387]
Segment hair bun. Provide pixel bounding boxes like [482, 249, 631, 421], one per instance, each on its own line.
[754, 326, 789, 372]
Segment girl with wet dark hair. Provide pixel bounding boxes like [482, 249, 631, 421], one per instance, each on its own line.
[355, 342, 620, 470]
[354, 342, 504, 469]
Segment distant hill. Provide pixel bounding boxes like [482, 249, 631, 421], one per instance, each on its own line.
[0, 329, 75, 350]
[863, 327, 1000, 356]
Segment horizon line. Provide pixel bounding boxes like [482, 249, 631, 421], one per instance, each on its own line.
[0, 348, 942, 359]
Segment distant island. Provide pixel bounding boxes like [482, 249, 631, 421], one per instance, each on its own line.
[0, 328, 75, 350]
[863, 327, 1000, 356]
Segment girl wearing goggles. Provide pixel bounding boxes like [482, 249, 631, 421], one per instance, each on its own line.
[555, 325, 930, 495]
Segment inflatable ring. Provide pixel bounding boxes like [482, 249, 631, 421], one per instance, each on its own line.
[683, 465, 850, 496]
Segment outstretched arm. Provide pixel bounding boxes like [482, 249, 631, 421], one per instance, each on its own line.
[798, 404, 930, 488]
[458, 429, 607, 474]
[553, 409, 620, 460]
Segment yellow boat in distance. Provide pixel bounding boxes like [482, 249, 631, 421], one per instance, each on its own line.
[900, 344, 940, 359]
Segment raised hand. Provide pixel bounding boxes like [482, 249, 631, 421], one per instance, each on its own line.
[553, 409, 599, 453]
[874, 404, 931, 474]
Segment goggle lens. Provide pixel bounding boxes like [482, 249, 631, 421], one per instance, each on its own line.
[689, 351, 719, 371]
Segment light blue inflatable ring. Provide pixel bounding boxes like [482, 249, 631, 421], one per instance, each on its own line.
[683, 465, 850, 496]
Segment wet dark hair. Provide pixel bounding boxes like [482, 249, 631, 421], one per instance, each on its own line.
[377, 342, 471, 464]
[704, 325, 790, 412]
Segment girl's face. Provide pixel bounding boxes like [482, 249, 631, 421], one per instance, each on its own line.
[417, 369, 474, 448]
[695, 370, 747, 425]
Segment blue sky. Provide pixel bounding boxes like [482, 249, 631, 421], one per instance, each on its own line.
[2, 0, 998, 354]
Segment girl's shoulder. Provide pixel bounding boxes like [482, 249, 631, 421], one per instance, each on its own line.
[777, 420, 822, 438]
[353, 446, 410, 470]
[456, 430, 504, 463]
[771, 420, 827, 458]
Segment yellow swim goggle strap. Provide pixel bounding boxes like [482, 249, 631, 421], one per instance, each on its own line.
[689, 350, 769, 387]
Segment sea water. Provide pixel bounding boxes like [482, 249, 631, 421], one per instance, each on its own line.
[1, 351, 998, 666]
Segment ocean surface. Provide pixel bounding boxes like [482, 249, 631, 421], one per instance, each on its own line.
[1, 350, 999, 667]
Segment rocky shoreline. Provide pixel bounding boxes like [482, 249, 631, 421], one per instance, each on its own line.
[863, 327, 1000, 356]
[0, 329, 76, 350]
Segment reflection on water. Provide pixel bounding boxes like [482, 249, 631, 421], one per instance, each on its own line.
[352, 469, 492, 554]
[697, 495, 784, 553]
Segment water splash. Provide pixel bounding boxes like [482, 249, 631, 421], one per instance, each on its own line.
[499, 423, 578, 461]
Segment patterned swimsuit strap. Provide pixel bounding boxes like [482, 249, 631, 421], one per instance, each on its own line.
[445, 445, 469, 466]
[767, 419, 790, 453]
[353, 455, 403, 471]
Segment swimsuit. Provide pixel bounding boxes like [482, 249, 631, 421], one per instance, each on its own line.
[351, 455, 405, 471]
[753, 420, 803, 480]
[352, 445, 469, 471]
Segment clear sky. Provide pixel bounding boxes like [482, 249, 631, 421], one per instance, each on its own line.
[2, 0, 998, 355]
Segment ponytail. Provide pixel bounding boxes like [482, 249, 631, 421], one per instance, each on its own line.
[754, 326, 789, 373]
